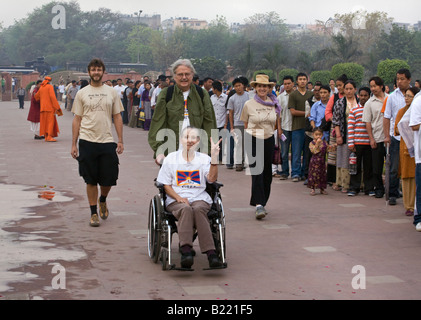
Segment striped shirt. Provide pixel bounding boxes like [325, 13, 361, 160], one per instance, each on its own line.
[348, 103, 370, 147]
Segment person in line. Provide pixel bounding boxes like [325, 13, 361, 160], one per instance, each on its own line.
[309, 84, 331, 141]
[71, 58, 124, 227]
[27, 80, 43, 140]
[277, 76, 295, 180]
[210, 81, 228, 163]
[141, 81, 152, 131]
[347, 87, 373, 196]
[395, 87, 419, 216]
[240, 74, 280, 219]
[363, 76, 387, 198]
[288, 73, 313, 182]
[325, 74, 347, 190]
[409, 91, 421, 231]
[227, 77, 250, 171]
[332, 80, 358, 194]
[35, 76, 62, 142]
[128, 80, 141, 128]
[383, 68, 412, 205]
[157, 126, 223, 269]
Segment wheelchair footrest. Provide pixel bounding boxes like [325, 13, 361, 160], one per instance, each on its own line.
[203, 263, 228, 271]
[170, 266, 194, 272]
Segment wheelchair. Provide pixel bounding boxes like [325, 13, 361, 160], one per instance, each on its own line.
[148, 180, 227, 271]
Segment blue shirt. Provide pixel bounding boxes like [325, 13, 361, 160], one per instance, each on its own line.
[309, 100, 327, 127]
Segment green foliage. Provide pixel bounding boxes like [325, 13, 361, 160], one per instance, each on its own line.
[377, 59, 411, 87]
[310, 70, 332, 85]
[278, 68, 299, 82]
[253, 70, 275, 81]
[331, 63, 364, 86]
[191, 56, 226, 79]
[1, 3, 420, 83]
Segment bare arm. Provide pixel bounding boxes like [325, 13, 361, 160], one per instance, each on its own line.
[365, 122, 377, 149]
[164, 185, 189, 204]
[113, 112, 124, 154]
[71, 115, 82, 159]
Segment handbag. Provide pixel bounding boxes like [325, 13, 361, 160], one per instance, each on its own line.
[138, 111, 145, 122]
[273, 137, 282, 165]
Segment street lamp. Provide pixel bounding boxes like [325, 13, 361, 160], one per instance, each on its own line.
[134, 10, 143, 63]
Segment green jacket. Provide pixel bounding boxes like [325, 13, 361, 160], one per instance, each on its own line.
[148, 83, 217, 157]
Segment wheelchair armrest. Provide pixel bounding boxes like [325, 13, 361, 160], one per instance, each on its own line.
[154, 180, 165, 191]
[208, 181, 224, 190]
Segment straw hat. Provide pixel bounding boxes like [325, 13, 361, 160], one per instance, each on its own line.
[250, 74, 276, 87]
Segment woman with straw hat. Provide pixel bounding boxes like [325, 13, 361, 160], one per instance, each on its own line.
[240, 74, 281, 220]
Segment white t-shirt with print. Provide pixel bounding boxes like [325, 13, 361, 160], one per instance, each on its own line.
[409, 93, 421, 164]
[157, 150, 212, 207]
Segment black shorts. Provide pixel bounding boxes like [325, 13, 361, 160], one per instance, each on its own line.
[77, 139, 119, 186]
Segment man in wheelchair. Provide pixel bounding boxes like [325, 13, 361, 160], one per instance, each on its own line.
[156, 126, 223, 269]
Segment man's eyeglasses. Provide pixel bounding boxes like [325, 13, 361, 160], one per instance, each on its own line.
[175, 73, 192, 78]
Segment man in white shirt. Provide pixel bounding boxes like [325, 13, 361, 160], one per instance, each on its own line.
[227, 77, 249, 171]
[210, 81, 228, 163]
[384, 68, 411, 205]
[114, 78, 126, 101]
[363, 76, 387, 198]
[277, 76, 294, 179]
[409, 92, 421, 231]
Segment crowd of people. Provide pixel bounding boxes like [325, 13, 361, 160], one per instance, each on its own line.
[24, 58, 421, 238]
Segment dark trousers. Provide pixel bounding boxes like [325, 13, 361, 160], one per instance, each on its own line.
[389, 137, 400, 198]
[414, 164, 421, 225]
[122, 99, 129, 124]
[225, 122, 234, 167]
[349, 144, 373, 193]
[246, 133, 274, 207]
[303, 133, 313, 178]
[18, 96, 24, 109]
[280, 130, 292, 177]
[371, 142, 385, 194]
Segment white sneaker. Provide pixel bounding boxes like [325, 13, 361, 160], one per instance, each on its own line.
[416, 223, 421, 232]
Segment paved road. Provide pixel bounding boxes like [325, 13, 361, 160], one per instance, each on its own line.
[0, 99, 420, 301]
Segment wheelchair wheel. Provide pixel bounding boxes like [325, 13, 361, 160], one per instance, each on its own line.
[148, 195, 163, 263]
[214, 196, 227, 265]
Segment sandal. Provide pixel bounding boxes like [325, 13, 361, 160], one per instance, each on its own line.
[320, 189, 328, 195]
[310, 189, 316, 196]
[332, 184, 341, 191]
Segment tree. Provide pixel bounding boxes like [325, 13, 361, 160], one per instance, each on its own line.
[377, 59, 411, 87]
[331, 63, 364, 86]
[310, 70, 332, 85]
[278, 68, 299, 82]
[126, 25, 155, 66]
[260, 44, 286, 81]
[319, 34, 362, 66]
[191, 56, 226, 79]
[231, 42, 255, 79]
[253, 70, 275, 82]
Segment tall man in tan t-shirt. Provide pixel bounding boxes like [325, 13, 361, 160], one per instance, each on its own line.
[71, 58, 124, 227]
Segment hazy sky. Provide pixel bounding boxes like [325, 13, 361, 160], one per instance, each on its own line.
[1, 0, 420, 27]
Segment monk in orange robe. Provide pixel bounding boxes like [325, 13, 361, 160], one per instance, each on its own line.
[35, 76, 62, 142]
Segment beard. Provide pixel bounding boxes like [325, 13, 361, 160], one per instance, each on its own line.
[89, 73, 103, 85]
